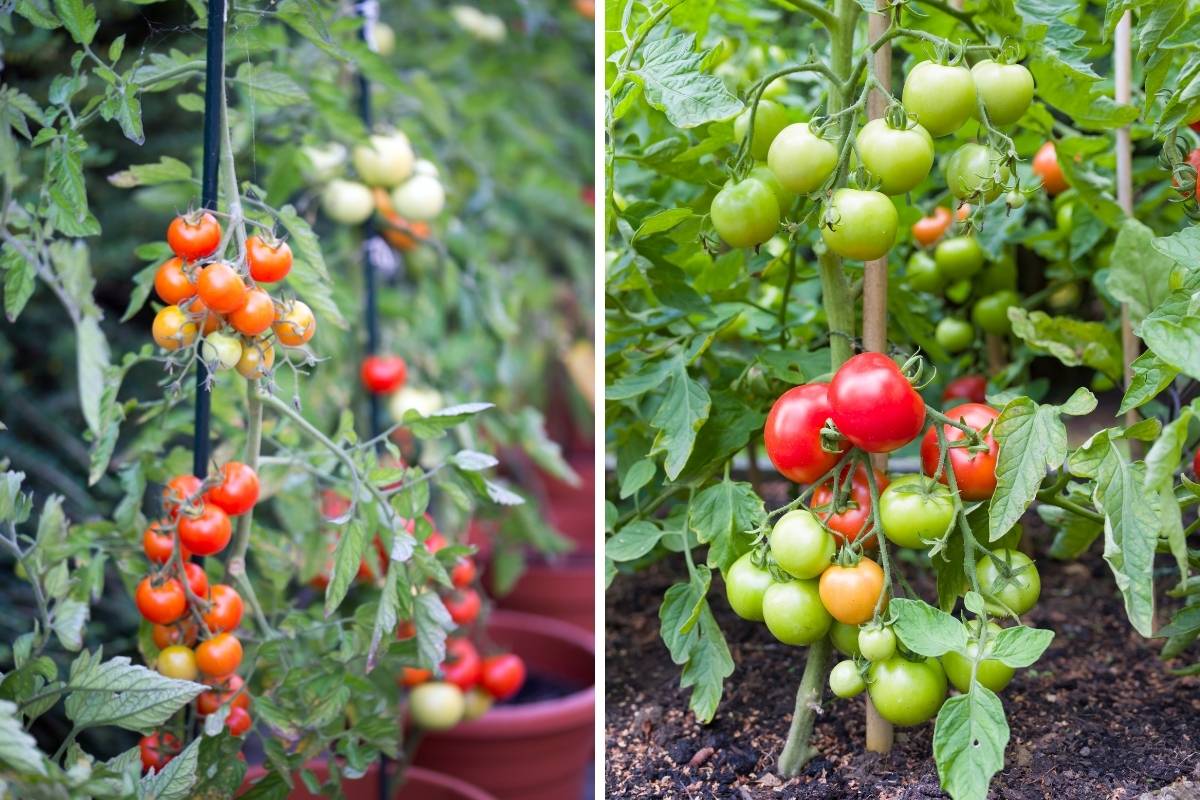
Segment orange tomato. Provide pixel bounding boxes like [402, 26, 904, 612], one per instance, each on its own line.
[818, 557, 886, 625]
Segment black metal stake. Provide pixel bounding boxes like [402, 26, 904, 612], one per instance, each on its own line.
[193, 0, 226, 478]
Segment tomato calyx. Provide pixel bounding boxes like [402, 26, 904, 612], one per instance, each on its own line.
[882, 102, 911, 132]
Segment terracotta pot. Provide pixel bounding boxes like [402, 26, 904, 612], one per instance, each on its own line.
[491, 555, 594, 632]
[414, 610, 595, 800]
[240, 761, 495, 800]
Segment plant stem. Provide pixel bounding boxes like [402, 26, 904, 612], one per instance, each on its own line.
[778, 634, 830, 776]
[227, 380, 274, 636]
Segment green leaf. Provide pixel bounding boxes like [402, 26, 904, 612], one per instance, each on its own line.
[1150, 225, 1200, 267]
[688, 479, 764, 573]
[987, 625, 1054, 668]
[275, 204, 346, 329]
[139, 736, 199, 798]
[53, 0, 97, 44]
[933, 688, 1009, 800]
[1039, 502, 1103, 559]
[412, 591, 453, 670]
[1, 242, 36, 322]
[679, 603, 734, 723]
[619, 458, 655, 499]
[107, 156, 193, 188]
[1118, 350, 1177, 416]
[606, 520, 664, 562]
[1008, 308, 1122, 380]
[628, 33, 743, 128]
[648, 361, 710, 480]
[1107, 218, 1174, 324]
[1144, 406, 1193, 494]
[451, 450, 499, 472]
[52, 599, 88, 652]
[232, 63, 309, 107]
[63, 652, 205, 731]
[108, 33, 125, 61]
[988, 388, 1095, 541]
[323, 519, 367, 617]
[0, 700, 47, 775]
[74, 315, 110, 437]
[889, 598, 968, 657]
[1141, 291, 1200, 381]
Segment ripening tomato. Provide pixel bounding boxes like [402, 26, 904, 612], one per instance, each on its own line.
[463, 686, 493, 721]
[167, 212, 221, 260]
[769, 509, 835, 579]
[444, 588, 482, 626]
[724, 551, 773, 622]
[237, 339, 275, 380]
[143, 521, 188, 564]
[225, 706, 252, 736]
[855, 118, 934, 195]
[867, 655, 947, 726]
[273, 300, 316, 347]
[409, 682, 465, 731]
[828, 352, 926, 453]
[136, 576, 187, 624]
[402, 666, 432, 687]
[197, 674, 250, 716]
[322, 179, 375, 225]
[920, 402, 999, 501]
[361, 355, 408, 394]
[163, 475, 203, 518]
[818, 557, 885, 625]
[911, 206, 951, 247]
[1032, 141, 1068, 195]
[970, 60, 1034, 125]
[200, 332, 242, 371]
[762, 579, 832, 645]
[178, 504, 233, 556]
[246, 236, 293, 283]
[156, 645, 199, 681]
[767, 122, 838, 194]
[710, 178, 780, 248]
[152, 305, 198, 351]
[451, 558, 477, 588]
[203, 584, 244, 633]
[821, 189, 898, 261]
[140, 731, 181, 773]
[228, 288, 275, 336]
[183, 562, 209, 600]
[763, 383, 846, 484]
[352, 132, 415, 187]
[810, 465, 889, 544]
[942, 375, 987, 406]
[196, 632, 243, 678]
[481, 653, 526, 701]
[186, 296, 222, 335]
[152, 619, 198, 649]
[441, 637, 482, 690]
[902, 61, 976, 137]
[196, 262, 247, 315]
[154, 258, 195, 305]
[206, 462, 259, 516]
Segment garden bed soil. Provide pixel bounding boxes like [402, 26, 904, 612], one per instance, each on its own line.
[605, 515, 1200, 799]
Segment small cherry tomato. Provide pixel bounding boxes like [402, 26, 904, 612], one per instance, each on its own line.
[152, 619, 198, 649]
[143, 521, 188, 564]
[167, 212, 221, 260]
[444, 588, 482, 626]
[156, 645, 199, 681]
[152, 305, 198, 351]
[246, 236, 293, 283]
[830, 659, 866, 698]
[273, 300, 316, 347]
[361, 355, 408, 394]
[196, 673, 250, 716]
[182, 562, 209, 600]
[178, 504, 233, 556]
[136, 576, 187, 625]
[163, 475, 203, 518]
[481, 653, 526, 701]
[236, 339, 275, 380]
[409, 682, 465, 731]
[196, 262, 247, 315]
[202, 584, 244, 633]
[225, 706, 252, 736]
[228, 288, 275, 336]
[911, 206, 952, 247]
[1032, 141, 1068, 195]
[810, 465, 889, 544]
[451, 558, 477, 588]
[441, 637, 482, 690]
[139, 732, 181, 773]
[401, 666, 432, 687]
[195, 632, 243, 678]
[154, 257, 195, 305]
[858, 624, 898, 662]
[186, 296, 222, 335]
[206, 462, 260, 516]
[725, 551, 773, 622]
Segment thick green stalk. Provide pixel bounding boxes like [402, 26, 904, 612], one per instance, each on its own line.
[778, 635, 831, 776]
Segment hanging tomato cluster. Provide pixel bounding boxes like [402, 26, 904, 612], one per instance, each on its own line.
[731, 351, 1041, 727]
[134, 462, 260, 771]
[152, 212, 314, 380]
[397, 529, 527, 732]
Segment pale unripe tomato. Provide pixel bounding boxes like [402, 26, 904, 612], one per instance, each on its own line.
[352, 132, 415, 187]
[390, 386, 444, 421]
[300, 143, 347, 183]
[371, 22, 395, 57]
[390, 174, 446, 221]
[322, 179, 374, 225]
[414, 159, 439, 177]
[200, 332, 243, 371]
[409, 682, 465, 730]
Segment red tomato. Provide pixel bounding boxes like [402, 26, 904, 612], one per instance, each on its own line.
[154, 257, 196, 305]
[1032, 142, 1068, 195]
[163, 475, 203, 518]
[139, 732, 181, 773]
[196, 673, 250, 716]
[361, 355, 408, 394]
[225, 706, 252, 736]
[246, 236, 293, 283]
[942, 375, 988, 406]
[763, 383, 847, 484]
[424, 531, 448, 553]
[911, 206, 951, 247]
[136, 576, 187, 624]
[202, 584, 244, 633]
[441, 637, 482, 690]
[143, 521, 189, 564]
[206, 462, 260, 516]
[920, 402, 999, 500]
[152, 619, 198, 649]
[401, 666, 432, 687]
[1193, 448, 1200, 477]
[810, 465, 890, 544]
[321, 489, 351, 520]
[228, 288, 275, 336]
[444, 589, 482, 626]
[828, 353, 927, 453]
[167, 212, 221, 260]
[481, 653, 526, 701]
[178, 505, 232, 556]
[196, 262, 247, 315]
[196, 632, 243, 678]
[183, 562, 209, 600]
[451, 558, 477, 588]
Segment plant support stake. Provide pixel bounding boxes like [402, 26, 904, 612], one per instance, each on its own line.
[1114, 10, 1139, 441]
[194, 0, 227, 478]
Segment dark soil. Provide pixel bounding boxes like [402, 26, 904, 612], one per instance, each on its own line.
[605, 517, 1200, 799]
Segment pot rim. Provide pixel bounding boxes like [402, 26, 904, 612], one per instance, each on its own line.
[242, 761, 497, 800]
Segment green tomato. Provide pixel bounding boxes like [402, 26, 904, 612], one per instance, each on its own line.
[978, 257, 1017, 295]
[767, 123, 838, 194]
[945, 144, 1010, 201]
[905, 251, 944, 294]
[769, 509, 835, 580]
[945, 279, 972, 304]
[970, 60, 1034, 126]
[935, 317, 975, 354]
[762, 579, 833, 646]
[941, 623, 1016, 693]
[749, 164, 796, 213]
[879, 474, 956, 548]
[975, 549, 1041, 616]
[725, 552, 774, 622]
[1047, 282, 1081, 311]
[409, 682, 466, 731]
[711, 178, 780, 248]
[735, 99, 789, 161]
[829, 659, 866, 698]
[902, 61, 977, 137]
[821, 189, 898, 261]
[972, 290, 1020, 336]
[762, 76, 789, 99]
[1093, 243, 1113, 270]
[867, 655, 947, 726]
[1056, 201, 1075, 233]
[855, 118, 934, 195]
[935, 236, 984, 281]
[1005, 190, 1027, 210]
[831, 621, 862, 657]
[858, 625, 898, 662]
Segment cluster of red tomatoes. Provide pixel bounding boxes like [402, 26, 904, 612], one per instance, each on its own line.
[712, 58, 1038, 258]
[151, 211, 316, 380]
[396, 533, 526, 732]
[724, 352, 1042, 726]
[135, 463, 260, 771]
